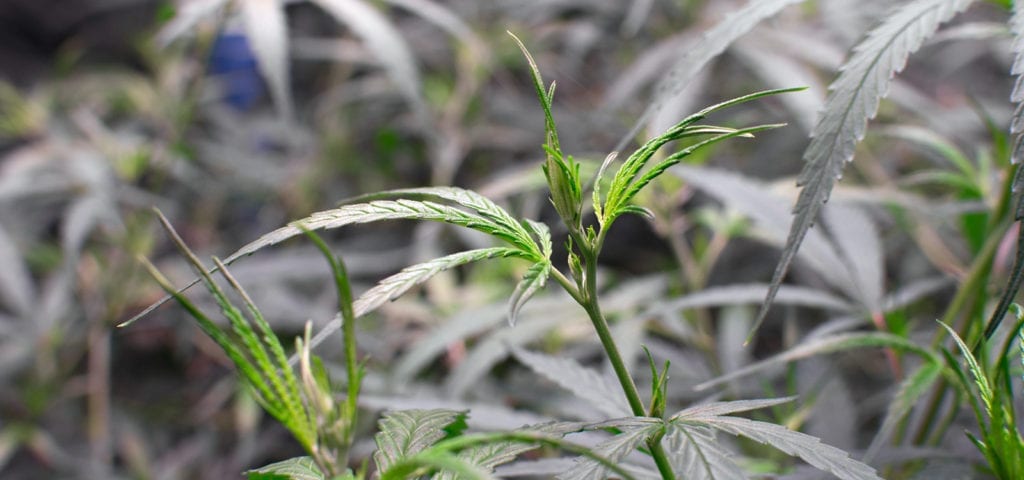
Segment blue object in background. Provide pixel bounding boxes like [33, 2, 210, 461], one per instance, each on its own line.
[207, 32, 264, 111]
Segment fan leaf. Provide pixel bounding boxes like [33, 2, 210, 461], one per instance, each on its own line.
[557, 420, 663, 480]
[374, 409, 467, 475]
[675, 415, 881, 480]
[663, 423, 748, 480]
[756, 0, 975, 339]
[511, 346, 632, 418]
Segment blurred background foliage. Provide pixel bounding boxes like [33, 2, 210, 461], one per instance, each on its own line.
[0, 0, 1020, 478]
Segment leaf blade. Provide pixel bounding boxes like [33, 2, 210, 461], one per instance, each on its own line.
[756, 0, 975, 339]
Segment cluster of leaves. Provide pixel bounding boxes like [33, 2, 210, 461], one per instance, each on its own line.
[128, 24, 894, 478]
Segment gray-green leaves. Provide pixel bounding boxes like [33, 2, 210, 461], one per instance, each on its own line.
[669, 401, 881, 480]
[219, 186, 552, 326]
[757, 0, 976, 338]
[374, 409, 467, 474]
[247, 457, 326, 480]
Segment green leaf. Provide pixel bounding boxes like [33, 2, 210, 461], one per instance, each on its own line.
[757, 0, 976, 340]
[557, 420, 663, 480]
[224, 199, 528, 265]
[247, 457, 325, 480]
[374, 409, 467, 475]
[345, 187, 541, 257]
[354, 247, 529, 317]
[939, 321, 994, 416]
[617, 0, 805, 150]
[507, 261, 551, 326]
[511, 346, 632, 418]
[509, 32, 583, 228]
[605, 89, 799, 224]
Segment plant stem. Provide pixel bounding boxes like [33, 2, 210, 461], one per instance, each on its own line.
[554, 226, 676, 480]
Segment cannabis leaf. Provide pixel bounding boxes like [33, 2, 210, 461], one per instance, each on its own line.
[354, 247, 529, 318]
[507, 262, 552, 326]
[984, 0, 1024, 341]
[757, 0, 976, 339]
[247, 456, 325, 480]
[511, 346, 632, 418]
[664, 423, 747, 480]
[430, 441, 539, 480]
[696, 331, 941, 391]
[671, 401, 881, 480]
[374, 409, 467, 475]
[603, 89, 798, 225]
[617, 0, 805, 150]
[557, 419, 663, 480]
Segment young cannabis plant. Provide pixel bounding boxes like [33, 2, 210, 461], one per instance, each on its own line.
[128, 35, 883, 479]
[939, 315, 1024, 479]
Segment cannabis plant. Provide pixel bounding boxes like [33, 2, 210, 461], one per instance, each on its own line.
[125, 33, 887, 479]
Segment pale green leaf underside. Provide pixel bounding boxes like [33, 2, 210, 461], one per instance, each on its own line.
[374, 409, 465, 475]
[758, 0, 975, 337]
[345, 187, 537, 254]
[355, 247, 528, 317]
[225, 200, 518, 264]
[507, 261, 551, 326]
[246, 456, 324, 480]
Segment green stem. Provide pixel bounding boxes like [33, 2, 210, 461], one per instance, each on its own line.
[555, 225, 676, 480]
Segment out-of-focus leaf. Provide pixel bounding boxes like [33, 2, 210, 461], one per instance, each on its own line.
[616, 0, 805, 150]
[241, 0, 293, 118]
[157, 0, 229, 46]
[863, 360, 944, 462]
[696, 332, 940, 391]
[311, 0, 427, 122]
[823, 203, 884, 311]
[0, 224, 33, 317]
[246, 456, 324, 480]
[511, 346, 632, 418]
[757, 0, 975, 338]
